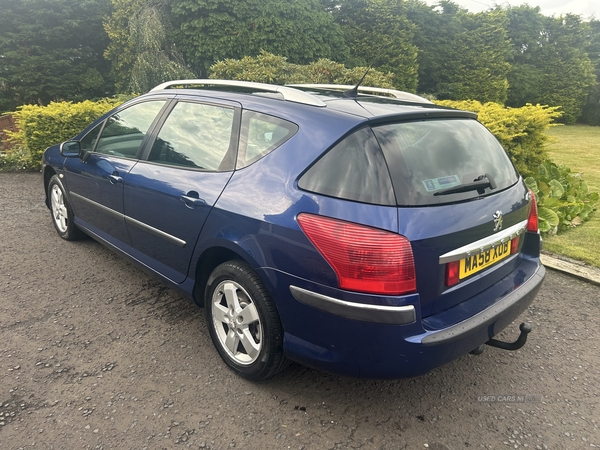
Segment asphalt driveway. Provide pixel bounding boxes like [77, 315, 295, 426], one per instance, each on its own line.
[1, 173, 598, 449]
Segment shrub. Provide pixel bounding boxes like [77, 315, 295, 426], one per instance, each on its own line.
[435, 100, 562, 177]
[6, 98, 126, 169]
[0, 147, 33, 172]
[209, 50, 395, 88]
[437, 100, 598, 235]
[525, 162, 598, 234]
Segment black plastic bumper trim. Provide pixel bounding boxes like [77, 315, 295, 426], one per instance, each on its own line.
[290, 285, 416, 325]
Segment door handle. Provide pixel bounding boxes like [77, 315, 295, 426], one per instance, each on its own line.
[108, 172, 123, 185]
[180, 192, 206, 208]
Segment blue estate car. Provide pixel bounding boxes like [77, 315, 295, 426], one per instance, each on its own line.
[42, 80, 545, 380]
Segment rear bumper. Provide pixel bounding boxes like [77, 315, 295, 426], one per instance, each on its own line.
[421, 264, 545, 345]
[258, 257, 545, 379]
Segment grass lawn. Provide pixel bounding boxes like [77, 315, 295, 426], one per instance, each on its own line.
[542, 124, 600, 267]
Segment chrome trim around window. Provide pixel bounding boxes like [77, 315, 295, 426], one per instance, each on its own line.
[70, 191, 186, 248]
[290, 286, 416, 325]
[439, 219, 528, 264]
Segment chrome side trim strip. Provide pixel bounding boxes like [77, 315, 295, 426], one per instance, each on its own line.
[290, 286, 416, 325]
[125, 216, 186, 248]
[71, 192, 124, 220]
[70, 192, 186, 248]
[439, 219, 528, 264]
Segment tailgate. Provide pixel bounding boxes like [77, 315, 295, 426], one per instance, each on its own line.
[399, 181, 532, 318]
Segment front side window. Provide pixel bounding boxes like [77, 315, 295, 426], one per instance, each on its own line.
[94, 100, 166, 158]
[372, 118, 520, 206]
[80, 123, 103, 153]
[148, 101, 235, 171]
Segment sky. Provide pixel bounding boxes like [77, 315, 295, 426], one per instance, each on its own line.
[423, 0, 599, 19]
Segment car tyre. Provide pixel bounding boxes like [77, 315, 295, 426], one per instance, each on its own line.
[205, 260, 289, 380]
[48, 175, 84, 241]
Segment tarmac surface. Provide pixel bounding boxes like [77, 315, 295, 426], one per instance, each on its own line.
[1, 172, 599, 449]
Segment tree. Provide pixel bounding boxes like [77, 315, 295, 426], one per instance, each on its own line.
[407, 1, 511, 103]
[103, 0, 147, 93]
[333, 0, 419, 91]
[505, 6, 596, 124]
[104, 0, 193, 93]
[0, 0, 113, 112]
[128, 4, 195, 93]
[170, 0, 348, 76]
[580, 20, 600, 125]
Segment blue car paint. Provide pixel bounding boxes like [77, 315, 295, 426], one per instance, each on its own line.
[42, 87, 545, 379]
[255, 257, 543, 378]
[123, 162, 234, 283]
[64, 153, 137, 247]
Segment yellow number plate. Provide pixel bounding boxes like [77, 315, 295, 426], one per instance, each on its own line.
[459, 240, 511, 279]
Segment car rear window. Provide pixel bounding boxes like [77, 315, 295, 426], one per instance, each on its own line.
[298, 127, 396, 206]
[371, 118, 519, 206]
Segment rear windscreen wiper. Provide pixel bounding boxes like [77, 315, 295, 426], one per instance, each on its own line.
[434, 173, 497, 196]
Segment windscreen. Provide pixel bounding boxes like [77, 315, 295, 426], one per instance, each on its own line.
[372, 118, 519, 206]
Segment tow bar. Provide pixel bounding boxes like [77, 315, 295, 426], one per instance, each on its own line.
[470, 323, 532, 355]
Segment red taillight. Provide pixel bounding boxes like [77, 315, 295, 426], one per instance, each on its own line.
[527, 189, 539, 233]
[446, 261, 460, 287]
[297, 213, 416, 295]
[511, 235, 520, 254]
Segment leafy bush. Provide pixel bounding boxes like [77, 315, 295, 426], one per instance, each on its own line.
[525, 161, 598, 234]
[0, 148, 34, 172]
[438, 100, 598, 235]
[435, 100, 562, 177]
[6, 98, 126, 169]
[209, 50, 395, 88]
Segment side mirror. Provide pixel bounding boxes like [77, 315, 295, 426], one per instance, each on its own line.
[60, 141, 81, 158]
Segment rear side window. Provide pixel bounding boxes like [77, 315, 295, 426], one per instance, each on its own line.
[372, 118, 519, 206]
[148, 101, 235, 171]
[237, 111, 298, 169]
[298, 127, 395, 206]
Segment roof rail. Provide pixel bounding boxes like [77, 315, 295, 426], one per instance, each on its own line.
[150, 79, 327, 107]
[286, 84, 433, 104]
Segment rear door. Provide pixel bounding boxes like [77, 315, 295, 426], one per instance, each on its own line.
[123, 98, 240, 283]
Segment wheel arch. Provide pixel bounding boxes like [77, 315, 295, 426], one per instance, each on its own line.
[192, 246, 254, 308]
[43, 166, 57, 208]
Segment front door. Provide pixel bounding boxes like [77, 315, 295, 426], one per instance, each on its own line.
[64, 100, 168, 247]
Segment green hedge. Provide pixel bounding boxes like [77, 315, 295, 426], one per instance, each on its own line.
[436, 100, 597, 233]
[434, 100, 562, 177]
[2, 88, 597, 235]
[209, 50, 395, 88]
[4, 98, 124, 170]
